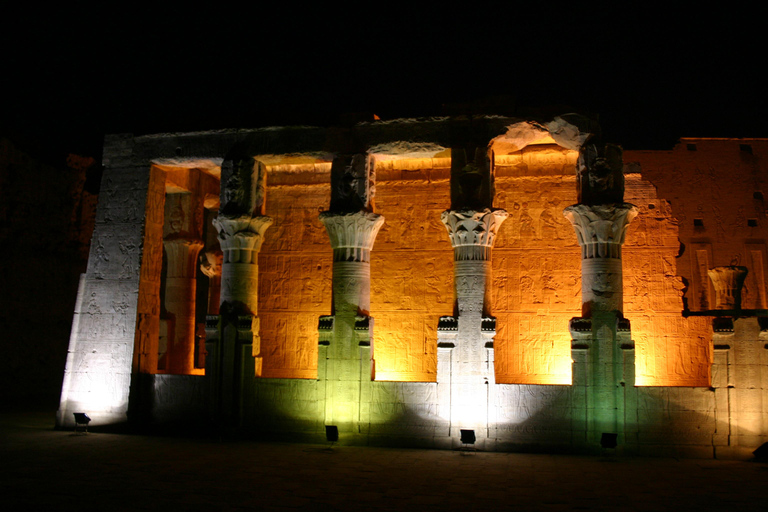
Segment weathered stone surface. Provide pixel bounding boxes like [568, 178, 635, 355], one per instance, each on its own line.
[54, 123, 768, 457]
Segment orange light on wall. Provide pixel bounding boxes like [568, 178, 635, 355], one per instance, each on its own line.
[258, 181, 332, 379]
[370, 168, 453, 382]
[624, 175, 712, 386]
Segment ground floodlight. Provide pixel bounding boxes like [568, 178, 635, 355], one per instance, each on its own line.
[73, 413, 92, 434]
[460, 429, 476, 445]
[600, 432, 618, 449]
[325, 425, 339, 443]
[753, 442, 768, 460]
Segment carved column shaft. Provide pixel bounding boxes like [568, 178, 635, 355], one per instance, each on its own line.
[163, 237, 204, 374]
[440, 208, 506, 440]
[213, 215, 273, 315]
[563, 203, 637, 316]
[441, 209, 508, 319]
[320, 211, 384, 316]
[564, 202, 637, 446]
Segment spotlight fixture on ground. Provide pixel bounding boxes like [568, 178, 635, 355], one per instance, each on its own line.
[600, 433, 618, 449]
[325, 425, 338, 445]
[460, 429, 476, 448]
[73, 413, 91, 434]
[753, 442, 768, 460]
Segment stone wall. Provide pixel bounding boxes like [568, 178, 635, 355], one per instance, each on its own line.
[57, 120, 768, 457]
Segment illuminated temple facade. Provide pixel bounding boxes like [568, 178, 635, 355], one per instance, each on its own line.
[56, 116, 768, 458]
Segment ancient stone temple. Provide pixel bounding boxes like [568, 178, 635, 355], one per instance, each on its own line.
[56, 115, 768, 458]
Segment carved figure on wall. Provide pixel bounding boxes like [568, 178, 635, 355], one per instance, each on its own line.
[118, 239, 136, 280]
[712, 205, 726, 242]
[169, 205, 185, 233]
[425, 263, 444, 303]
[577, 142, 624, 205]
[87, 292, 101, 315]
[112, 295, 130, 335]
[330, 154, 368, 213]
[126, 179, 142, 221]
[452, 147, 492, 211]
[539, 206, 559, 240]
[93, 237, 109, 279]
[221, 174, 245, 215]
[519, 203, 535, 238]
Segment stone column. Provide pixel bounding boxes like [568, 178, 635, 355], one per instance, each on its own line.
[563, 204, 637, 317]
[213, 215, 273, 314]
[440, 208, 507, 445]
[564, 202, 638, 449]
[206, 157, 272, 429]
[162, 237, 204, 374]
[319, 210, 384, 432]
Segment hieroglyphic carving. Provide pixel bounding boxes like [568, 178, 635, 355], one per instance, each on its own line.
[92, 235, 110, 279]
[257, 180, 331, 379]
[492, 174, 580, 385]
[370, 175, 452, 381]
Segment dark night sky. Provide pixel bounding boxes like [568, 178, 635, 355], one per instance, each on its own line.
[3, 4, 765, 161]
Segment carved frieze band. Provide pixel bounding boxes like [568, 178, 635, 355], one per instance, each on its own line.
[319, 211, 384, 263]
[562, 203, 638, 259]
[441, 209, 508, 261]
[213, 215, 273, 264]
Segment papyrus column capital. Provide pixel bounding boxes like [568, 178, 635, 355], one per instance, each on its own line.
[213, 214, 273, 264]
[319, 210, 384, 263]
[163, 237, 204, 278]
[563, 203, 638, 259]
[708, 266, 749, 310]
[441, 208, 508, 261]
